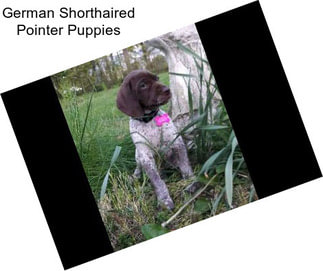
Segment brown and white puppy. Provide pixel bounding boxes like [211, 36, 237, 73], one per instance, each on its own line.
[117, 70, 194, 210]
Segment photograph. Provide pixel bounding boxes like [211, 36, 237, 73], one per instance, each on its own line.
[51, 23, 258, 251]
[2, 1, 323, 270]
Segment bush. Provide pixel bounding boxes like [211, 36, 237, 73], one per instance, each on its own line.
[94, 84, 104, 92]
[147, 55, 168, 74]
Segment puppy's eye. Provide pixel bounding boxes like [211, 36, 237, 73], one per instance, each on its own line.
[139, 82, 147, 88]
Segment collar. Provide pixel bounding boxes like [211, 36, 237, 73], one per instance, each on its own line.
[132, 109, 159, 123]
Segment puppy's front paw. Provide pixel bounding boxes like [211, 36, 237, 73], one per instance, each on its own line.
[158, 196, 175, 210]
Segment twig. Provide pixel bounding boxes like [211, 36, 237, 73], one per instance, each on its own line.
[237, 173, 249, 179]
[161, 176, 216, 228]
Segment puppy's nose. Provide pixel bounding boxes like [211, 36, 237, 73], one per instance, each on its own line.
[162, 86, 170, 94]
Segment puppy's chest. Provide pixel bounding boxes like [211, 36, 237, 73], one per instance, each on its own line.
[129, 118, 177, 148]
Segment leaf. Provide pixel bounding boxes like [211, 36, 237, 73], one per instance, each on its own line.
[141, 224, 169, 240]
[187, 72, 194, 118]
[176, 42, 209, 65]
[180, 113, 207, 134]
[193, 57, 203, 75]
[168, 113, 207, 147]
[211, 187, 225, 215]
[110, 145, 122, 166]
[225, 136, 238, 208]
[194, 198, 211, 214]
[199, 147, 227, 176]
[249, 185, 256, 203]
[203, 84, 216, 114]
[233, 157, 245, 180]
[215, 164, 225, 174]
[225, 154, 233, 208]
[227, 130, 235, 146]
[199, 125, 228, 131]
[100, 146, 122, 200]
[169, 72, 195, 78]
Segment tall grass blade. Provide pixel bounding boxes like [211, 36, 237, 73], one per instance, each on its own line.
[233, 157, 244, 180]
[199, 147, 227, 176]
[100, 145, 122, 200]
[225, 136, 238, 208]
[227, 130, 235, 146]
[204, 87, 216, 113]
[249, 185, 256, 203]
[193, 57, 203, 75]
[176, 42, 209, 65]
[169, 72, 195, 78]
[211, 187, 225, 215]
[187, 71, 194, 118]
[199, 125, 228, 131]
[170, 113, 207, 142]
[79, 82, 95, 155]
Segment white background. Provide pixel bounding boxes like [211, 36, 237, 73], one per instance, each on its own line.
[0, 0, 322, 270]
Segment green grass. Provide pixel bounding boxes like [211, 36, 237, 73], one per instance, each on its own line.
[98, 170, 254, 250]
[58, 71, 257, 251]
[60, 83, 135, 198]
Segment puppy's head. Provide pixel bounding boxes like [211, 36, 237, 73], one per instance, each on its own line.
[116, 70, 171, 117]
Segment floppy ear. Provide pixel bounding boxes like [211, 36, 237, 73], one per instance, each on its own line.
[116, 78, 144, 117]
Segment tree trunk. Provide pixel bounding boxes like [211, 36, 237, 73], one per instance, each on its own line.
[140, 42, 151, 69]
[145, 24, 220, 130]
[91, 60, 101, 86]
[122, 48, 131, 73]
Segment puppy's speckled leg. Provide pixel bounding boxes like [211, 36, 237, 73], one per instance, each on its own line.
[136, 145, 174, 210]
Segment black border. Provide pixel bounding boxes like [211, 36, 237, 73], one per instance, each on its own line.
[195, 1, 321, 198]
[1, 78, 114, 269]
[1, 1, 321, 269]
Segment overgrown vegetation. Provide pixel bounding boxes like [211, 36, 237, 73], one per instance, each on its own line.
[52, 43, 168, 96]
[56, 44, 257, 251]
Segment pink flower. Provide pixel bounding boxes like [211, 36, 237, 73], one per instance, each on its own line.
[154, 113, 170, 127]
